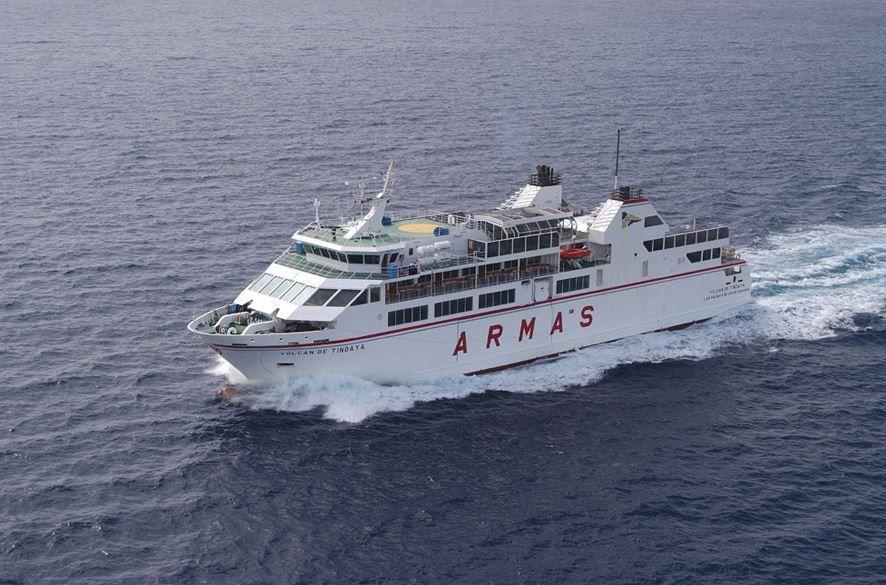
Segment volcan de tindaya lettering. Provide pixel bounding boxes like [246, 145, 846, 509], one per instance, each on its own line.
[188, 162, 751, 383]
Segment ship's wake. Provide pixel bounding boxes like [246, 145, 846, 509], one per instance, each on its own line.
[208, 225, 885, 423]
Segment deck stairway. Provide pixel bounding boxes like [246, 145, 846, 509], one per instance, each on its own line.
[588, 199, 621, 232]
[497, 185, 538, 209]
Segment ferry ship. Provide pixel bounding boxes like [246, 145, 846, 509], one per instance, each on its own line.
[188, 161, 751, 383]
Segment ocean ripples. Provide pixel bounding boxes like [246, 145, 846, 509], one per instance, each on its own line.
[2, 0, 885, 582]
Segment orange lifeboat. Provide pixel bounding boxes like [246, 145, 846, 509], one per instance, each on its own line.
[560, 246, 590, 261]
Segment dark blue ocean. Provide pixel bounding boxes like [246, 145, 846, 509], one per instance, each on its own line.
[2, 0, 885, 582]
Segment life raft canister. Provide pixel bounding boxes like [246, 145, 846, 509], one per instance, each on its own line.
[559, 247, 590, 261]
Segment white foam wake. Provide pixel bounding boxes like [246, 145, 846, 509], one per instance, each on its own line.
[208, 225, 885, 422]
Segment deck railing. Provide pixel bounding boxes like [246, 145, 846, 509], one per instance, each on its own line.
[385, 264, 557, 304]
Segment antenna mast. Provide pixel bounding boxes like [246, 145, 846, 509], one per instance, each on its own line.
[614, 129, 621, 191]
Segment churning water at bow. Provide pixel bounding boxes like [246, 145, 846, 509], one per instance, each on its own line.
[2, 0, 885, 583]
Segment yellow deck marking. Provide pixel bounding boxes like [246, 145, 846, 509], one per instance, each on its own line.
[397, 223, 439, 234]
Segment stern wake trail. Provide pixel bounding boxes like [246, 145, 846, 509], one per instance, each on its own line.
[208, 225, 885, 422]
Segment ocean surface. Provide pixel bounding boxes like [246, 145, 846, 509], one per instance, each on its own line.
[2, 0, 885, 582]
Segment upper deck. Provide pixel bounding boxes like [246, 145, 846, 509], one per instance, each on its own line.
[296, 212, 452, 249]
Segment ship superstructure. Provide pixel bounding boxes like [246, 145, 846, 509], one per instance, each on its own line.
[188, 162, 751, 382]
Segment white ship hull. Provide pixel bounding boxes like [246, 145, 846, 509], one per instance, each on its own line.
[195, 261, 751, 384]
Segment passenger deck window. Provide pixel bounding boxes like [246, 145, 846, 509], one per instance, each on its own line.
[305, 288, 337, 306]
[350, 290, 368, 306]
[478, 288, 516, 309]
[289, 285, 316, 305]
[556, 275, 590, 294]
[434, 296, 473, 318]
[327, 289, 361, 307]
[388, 305, 428, 327]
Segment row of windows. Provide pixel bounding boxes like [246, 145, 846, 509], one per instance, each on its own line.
[302, 243, 394, 266]
[434, 296, 473, 318]
[298, 286, 380, 307]
[478, 218, 561, 240]
[478, 232, 561, 259]
[388, 305, 428, 327]
[643, 227, 729, 252]
[686, 247, 721, 263]
[556, 275, 591, 294]
[249, 274, 318, 305]
[479, 288, 516, 309]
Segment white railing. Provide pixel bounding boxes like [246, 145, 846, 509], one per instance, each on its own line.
[386, 264, 557, 304]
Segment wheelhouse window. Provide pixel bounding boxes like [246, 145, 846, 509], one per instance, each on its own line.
[644, 215, 664, 227]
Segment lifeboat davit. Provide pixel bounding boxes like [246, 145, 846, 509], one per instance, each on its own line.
[560, 246, 590, 261]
